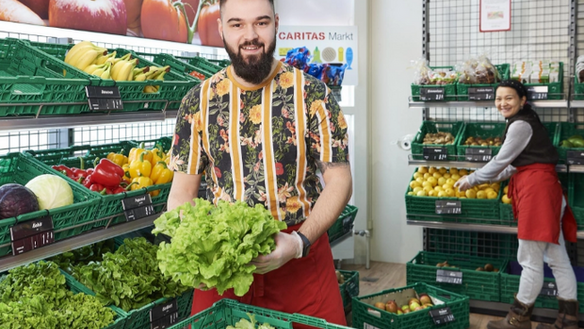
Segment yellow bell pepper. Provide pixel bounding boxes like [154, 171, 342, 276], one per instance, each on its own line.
[122, 164, 132, 183]
[129, 152, 152, 179]
[107, 150, 128, 167]
[131, 176, 153, 191]
[128, 143, 153, 165]
[151, 147, 165, 165]
[151, 161, 174, 185]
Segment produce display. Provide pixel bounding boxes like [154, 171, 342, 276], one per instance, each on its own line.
[68, 237, 189, 312]
[501, 185, 511, 204]
[421, 132, 455, 145]
[511, 60, 560, 84]
[462, 136, 502, 147]
[559, 134, 584, 148]
[64, 41, 171, 92]
[152, 198, 287, 297]
[411, 59, 457, 85]
[407, 166, 501, 199]
[372, 294, 434, 315]
[457, 54, 501, 84]
[435, 260, 499, 272]
[50, 239, 116, 273]
[0, 261, 116, 328]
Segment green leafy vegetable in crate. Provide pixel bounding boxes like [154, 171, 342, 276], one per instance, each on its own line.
[0, 261, 116, 329]
[71, 237, 189, 312]
[50, 239, 116, 273]
[152, 198, 287, 297]
[559, 135, 584, 148]
[226, 313, 276, 329]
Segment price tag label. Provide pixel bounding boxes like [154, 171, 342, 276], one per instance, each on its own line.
[423, 147, 448, 161]
[420, 88, 445, 101]
[122, 194, 155, 222]
[465, 148, 493, 162]
[527, 86, 548, 100]
[435, 200, 462, 215]
[567, 151, 584, 165]
[468, 87, 495, 101]
[150, 312, 180, 329]
[10, 216, 55, 255]
[429, 307, 456, 325]
[86, 86, 123, 111]
[150, 299, 178, 322]
[540, 282, 558, 297]
[436, 269, 463, 284]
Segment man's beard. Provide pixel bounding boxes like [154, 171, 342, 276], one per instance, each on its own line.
[224, 34, 276, 85]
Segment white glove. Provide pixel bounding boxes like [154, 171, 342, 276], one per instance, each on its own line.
[454, 175, 472, 191]
[250, 232, 303, 274]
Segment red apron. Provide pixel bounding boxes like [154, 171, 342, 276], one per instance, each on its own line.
[509, 163, 577, 243]
[189, 223, 347, 329]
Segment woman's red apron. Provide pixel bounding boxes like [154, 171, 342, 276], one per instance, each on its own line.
[508, 163, 577, 243]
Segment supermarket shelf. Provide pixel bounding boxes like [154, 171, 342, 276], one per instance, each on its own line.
[470, 300, 584, 324]
[407, 219, 584, 239]
[407, 157, 568, 172]
[408, 99, 568, 108]
[0, 214, 156, 273]
[0, 102, 180, 131]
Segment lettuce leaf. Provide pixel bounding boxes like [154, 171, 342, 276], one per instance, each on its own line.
[154, 199, 287, 296]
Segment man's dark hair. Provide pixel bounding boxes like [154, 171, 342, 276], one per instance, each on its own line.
[219, 0, 275, 15]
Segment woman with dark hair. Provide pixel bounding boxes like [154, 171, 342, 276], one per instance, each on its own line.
[454, 80, 579, 329]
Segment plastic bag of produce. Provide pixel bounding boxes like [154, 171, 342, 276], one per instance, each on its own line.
[475, 54, 499, 84]
[411, 58, 432, 85]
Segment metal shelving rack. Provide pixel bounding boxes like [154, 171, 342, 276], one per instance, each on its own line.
[413, 0, 584, 322]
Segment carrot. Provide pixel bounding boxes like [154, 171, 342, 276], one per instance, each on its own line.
[0, 0, 46, 26]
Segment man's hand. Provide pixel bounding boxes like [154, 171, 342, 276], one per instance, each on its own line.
[250, 232, 303, 274]
[454, 175, 472, 191]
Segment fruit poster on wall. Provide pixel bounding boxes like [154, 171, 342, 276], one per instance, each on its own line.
[0, 0, 223, 47]
[276, 26, 358, 86]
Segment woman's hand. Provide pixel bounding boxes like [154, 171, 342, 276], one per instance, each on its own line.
[454, 175, 472, 191]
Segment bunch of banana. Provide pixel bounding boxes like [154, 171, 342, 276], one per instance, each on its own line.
[63, 41, 107, 77]
[94, 51, 117, 65]
[111, 58, 139, 81]
[82, 61, 112, 79]
[143, 65, 170, 93]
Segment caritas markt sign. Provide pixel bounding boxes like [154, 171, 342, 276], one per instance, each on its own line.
[276, 26, 359, 85]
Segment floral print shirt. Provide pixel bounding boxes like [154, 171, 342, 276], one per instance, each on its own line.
[170, 62, 349, 226]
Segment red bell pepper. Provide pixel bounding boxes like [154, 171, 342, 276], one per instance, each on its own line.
[91, 159, 123, 188]
[88, 183, 107, 195]
[52, 165, 73, 177]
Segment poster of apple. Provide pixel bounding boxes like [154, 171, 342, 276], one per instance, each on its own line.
[0, 0, 223, 47]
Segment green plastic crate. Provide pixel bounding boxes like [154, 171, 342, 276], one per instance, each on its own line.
[406, 251, 507, 302]
[456, 63, 511, 101]
[351, 282, 470, 329]
[339, 270, 359, 313]
[0, 153, 101, 257]
[134, 136, 173, 153]
[328, 205, 358, 243]
[168, 298, 350, 329]
[556, 122, 584, 164]
[568, 173, 584, 230]
[411, 66, 458, 101]
[26, 41, 197, 112]
[405, 168, 505, 224]
[500, 272, 584, 313]
[521, 62, 564, 100]
[145, 53, 216, 81]
[208, 59, 231, 68]
[63, 269, 191, 329]
[411, 121, 465, 161]
[456, 122, 506, 159]
[61, 269, 127, 329]
[187, 57, 225, 75]
[573, 76, 584, 100]
[425, 229, 520, 260]
[0, 38, 92, 116]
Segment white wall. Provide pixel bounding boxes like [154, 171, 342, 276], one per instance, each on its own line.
[369, 0, 424, 263]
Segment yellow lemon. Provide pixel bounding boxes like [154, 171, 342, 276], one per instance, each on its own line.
[437, 191, 447, 197]
[484, 188, 495, 195]
[424, 186, 434, 193]
[439, 167, 448, 174]
[427, 177, 438, 187]
[433, 172, 443, 179]
[476, 190, 487, 199]
[504, 186, 509, 194]
[407, 192, 415, 196]
[422, 181, 433, 189]
[428, 167, 437, 174]
[413, 172, 423, 180]
[410, 181, 422, 189]
[491, 183, 501, 192]
[434, 186, 444, 192]
[416, 177, 424, 184]
[450, 174, 461, 181]
[417, 190, 428, 197]
[456, 190, 466, 198]
[502, 194, 512, 204]
[459, 169, 469, 176]
[465, 189, 477, 199]
[478, 183, 491, 190]
[437, 177, 446, 186]
[413, 187, 423, 194]
[487, 190, 498, 199]
[418, 166, 428, 174]
[445, 188, 455, 197]
[449, 168, 459, 175]
[428, 190, 437, 197]
[443, 173, 451, 179]
[446, 178, 456, 186]
[424, 173, 432, 179]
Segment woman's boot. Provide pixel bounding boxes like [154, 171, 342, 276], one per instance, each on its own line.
[536, 298, 579, 329]
[487, 297, 534, 329]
